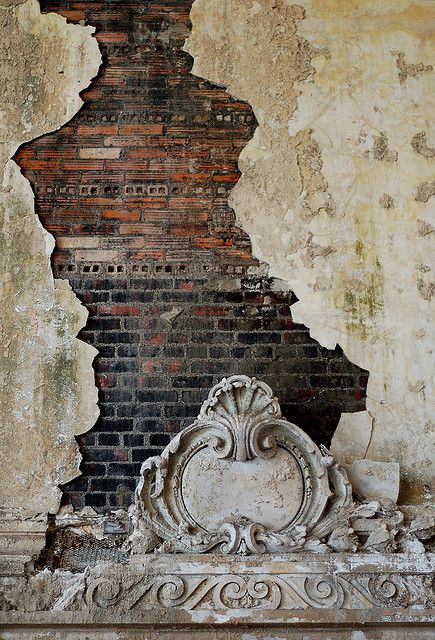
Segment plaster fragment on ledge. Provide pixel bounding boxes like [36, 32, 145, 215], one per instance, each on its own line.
[331, 411, 374, 464]
[345, 459, 400, 503]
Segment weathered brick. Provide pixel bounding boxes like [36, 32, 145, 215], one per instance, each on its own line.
[18, 0, 369, 512]
[79, 147, 121, 159]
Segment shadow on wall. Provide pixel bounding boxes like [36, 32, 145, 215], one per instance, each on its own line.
[15, 0, 368, 512]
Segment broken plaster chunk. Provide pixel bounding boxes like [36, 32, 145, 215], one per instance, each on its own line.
[331, 411, 373, 464]
[160, 307, 182, 324]
[345, 459, 400, 503]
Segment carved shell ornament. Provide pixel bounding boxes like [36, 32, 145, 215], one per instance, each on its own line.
[132, 376, 353, 554]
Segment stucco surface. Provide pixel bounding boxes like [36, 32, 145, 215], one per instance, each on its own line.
[184, 0, 435, 503]
[0, 0, 101, 514]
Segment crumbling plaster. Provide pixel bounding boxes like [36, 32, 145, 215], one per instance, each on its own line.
[184, 0, 435, 503]
[0, 0, 101, 515]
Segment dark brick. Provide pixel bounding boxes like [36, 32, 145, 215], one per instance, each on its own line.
[149, 433, 171, 447]
[123, 433, 144, 447]
[172, 376, 213, 388]
[132, 448, 159, 462]
[85, 493, 107, 508]
[98, 433, 120, 446]
[117, 344, 139, 357]
[100, 332, 140, 344]
[27, 0, 368, 513]
[111, 291, 154, 303]
[132, 403, 162, 418]
[102, 418, 134, 432]
[90, 478, 129, 492]
[94, 345, 116, 358]
[108, 463, 142, 477]
[103, 390, 133, 403]
[165, 405, 196, 418]
[136, 390, 178, 403]
[136, 419, 161, 432]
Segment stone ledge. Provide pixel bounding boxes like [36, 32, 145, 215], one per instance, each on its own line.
[1, 553, 433, 628]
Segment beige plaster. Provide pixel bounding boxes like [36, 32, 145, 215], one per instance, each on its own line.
[184, 0, 435, 503]
[0, 0, 101, 515]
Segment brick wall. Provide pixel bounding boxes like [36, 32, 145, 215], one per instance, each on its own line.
[16, 0, 367, 511]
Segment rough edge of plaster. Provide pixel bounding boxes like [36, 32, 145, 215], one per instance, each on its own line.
[182, 2, 371, 472]
[183, 2, 435, 503]
[0, 0, 102, 515]
[25, 9, 102, 507]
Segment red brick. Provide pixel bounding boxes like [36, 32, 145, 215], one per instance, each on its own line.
[213, 174, 240, 182]
[142, 361, 156, 374]
[102, 209, 141, 221]
[118, 124, 164, 136]
[95, 31, 128, 43]
[192, 306, 228, 317]
[119, 223, 162, 235]
[167, 360, 183, 374]
[56, 9, 85, 21]
[77, 125, 118, 136]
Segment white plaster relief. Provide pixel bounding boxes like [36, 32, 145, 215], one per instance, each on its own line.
[184, 0, 435, 502]
[130, 376, 434, 556]
[0, 0, 101, 516]
[132, 376, 354, 554]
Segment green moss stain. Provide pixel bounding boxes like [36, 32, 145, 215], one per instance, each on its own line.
[334, 240, 384, 331]
[42, 346, 79, 427]
[354, 239, 365, 258]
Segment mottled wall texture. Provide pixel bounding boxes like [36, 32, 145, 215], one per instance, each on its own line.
[0, 0, 432, 519]
[16, 0, 366, 512]
[186, 0, 435, 503]
[0, 0, 100, 515]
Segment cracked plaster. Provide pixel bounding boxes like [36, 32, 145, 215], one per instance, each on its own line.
[0, 0, 101, 515]
[184, 0, 435, 503]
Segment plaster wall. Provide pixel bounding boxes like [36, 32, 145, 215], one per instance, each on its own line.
[184, 0, 435, 502]
[0, 0, 100, 515]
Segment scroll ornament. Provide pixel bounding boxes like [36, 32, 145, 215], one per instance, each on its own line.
[130, 375, 372, 554]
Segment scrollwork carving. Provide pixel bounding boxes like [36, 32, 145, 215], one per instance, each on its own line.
[129, 375, 434, 557]
[77, 567, 434, 613]
[130, 376, 356, 554]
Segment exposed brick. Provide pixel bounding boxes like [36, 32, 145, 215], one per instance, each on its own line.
[99, 304, 141, 316]
[56, 236, 100, 249]
[79, 147, 121, 159]
[19, 0, 369, 513]
[119, 124, 164, 135]
[102, 209, 141, 221]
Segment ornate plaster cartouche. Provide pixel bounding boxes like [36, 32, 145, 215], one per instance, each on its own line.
[132, 375, 355, 554]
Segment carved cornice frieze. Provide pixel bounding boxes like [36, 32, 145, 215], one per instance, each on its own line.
[1, 555, 434, 625]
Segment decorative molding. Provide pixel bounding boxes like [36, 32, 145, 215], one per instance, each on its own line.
[130, 376, 434, 556]
[1, 555, 434, 622]
[0, 510, 47, 576]
[82, 568, 434, 612]
[1, 378, 433, 633]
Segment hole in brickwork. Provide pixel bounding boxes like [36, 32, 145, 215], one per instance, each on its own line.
[17, 0, 368, 513]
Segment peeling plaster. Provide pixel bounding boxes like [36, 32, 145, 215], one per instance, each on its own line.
[184, 0, 435, 502]
[0, 0, 101, 514]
